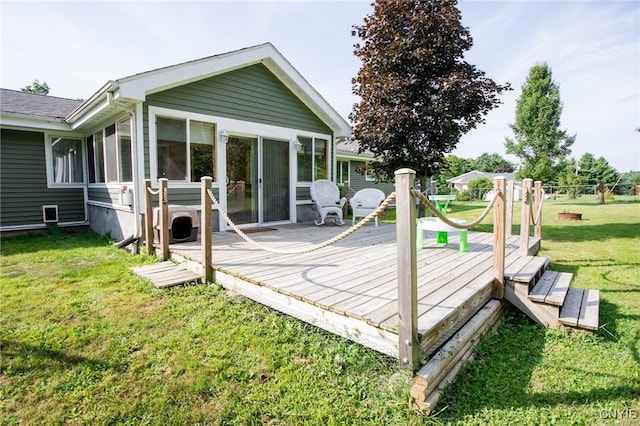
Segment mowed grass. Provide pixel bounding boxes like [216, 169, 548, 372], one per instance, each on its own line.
[437, 195, 640, 424]
[1, 233, 415, 425]
[2, 195, 639, 425]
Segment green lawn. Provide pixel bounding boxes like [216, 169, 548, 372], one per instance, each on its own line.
[1, 195, 639, 425]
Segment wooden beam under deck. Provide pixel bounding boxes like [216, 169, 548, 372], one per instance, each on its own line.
[169, 224, 540, 359]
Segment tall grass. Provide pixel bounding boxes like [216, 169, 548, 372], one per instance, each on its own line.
[1, 195, 639, 424]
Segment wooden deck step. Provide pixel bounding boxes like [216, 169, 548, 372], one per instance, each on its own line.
[559, 288, 600, 330]
[505, 256, 549, 284]
[131, 261, 201, 288]
[411, 299, 503, 411]
[528, 271, 572, 306]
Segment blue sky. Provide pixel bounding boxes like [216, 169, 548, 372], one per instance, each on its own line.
[2, 0, 638, 172]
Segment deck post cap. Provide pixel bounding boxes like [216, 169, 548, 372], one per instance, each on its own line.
[394, 168, 416, 176]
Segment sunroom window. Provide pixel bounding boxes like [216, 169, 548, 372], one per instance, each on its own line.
[50, 137, 83, 184]
[117, 118, 133, 182]
[87, 117, 133, 183]
[156, 116, 216, 182]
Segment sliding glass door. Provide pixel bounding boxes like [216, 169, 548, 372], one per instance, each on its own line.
[225, 136, 290, 226]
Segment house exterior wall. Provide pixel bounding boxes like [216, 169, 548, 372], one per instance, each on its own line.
[88, 187, 132, 205]
[146, 63, 331, 134]
[0, 129, 85, 231]
[88, 205, 135, 242]
[346, 159, 395, 196]
[143, 63, 333, 219]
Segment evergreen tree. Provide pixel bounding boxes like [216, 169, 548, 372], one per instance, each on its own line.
[576, 153, 619, 185]
[505, 62, 575, 183]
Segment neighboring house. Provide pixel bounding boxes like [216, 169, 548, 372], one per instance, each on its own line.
[0, 43, 351, 240]
[335, 138, 394, 196]
[447, 170, 521, 200]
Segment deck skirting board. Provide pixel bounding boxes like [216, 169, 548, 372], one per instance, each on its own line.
[214, 269, 399, 358]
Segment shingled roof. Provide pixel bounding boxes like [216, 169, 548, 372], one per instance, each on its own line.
[0, 88, 83, 122]
[336, 138, 375, 158]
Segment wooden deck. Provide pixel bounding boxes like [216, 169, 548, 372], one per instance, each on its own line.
[168, 223, 540, 359]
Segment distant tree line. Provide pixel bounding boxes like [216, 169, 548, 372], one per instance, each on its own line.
[431, 151, 636, 196]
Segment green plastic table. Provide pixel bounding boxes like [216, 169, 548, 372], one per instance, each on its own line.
[416, 217, 468, 252]
[427, 195, 456, 243]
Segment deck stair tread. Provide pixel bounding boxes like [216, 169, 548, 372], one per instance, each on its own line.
[528, 271, 572, 306]
[132, 261, 201, 288]
[559, 288, 600, 330]
[505, 256, 549, 284]
[506, 259, 599, 331]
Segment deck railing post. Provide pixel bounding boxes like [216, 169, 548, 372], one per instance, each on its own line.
[159, 178, 169, 261]
[534, 181, 543, 239]
[493, 177, 506, 299]
[201, 177, 213, 283]
[394, 168, 419, 371]
[520, 178, 533, 256]
[506, 181, 514, 237]
[144, 179, 154, 256]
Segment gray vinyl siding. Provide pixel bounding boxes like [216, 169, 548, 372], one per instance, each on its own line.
[166, 188, 202, 205]
[143, 63, 333, 206]
[144, 187, 219, 206]
[296, 187, 311, 200]
[347, 160, 395, 196]
[146, 64, 330, 134]
[0, 129, 85, 228]
[88, 187, 118, 204]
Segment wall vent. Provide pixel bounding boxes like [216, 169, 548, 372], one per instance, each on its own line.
[42, 205, 59, 223]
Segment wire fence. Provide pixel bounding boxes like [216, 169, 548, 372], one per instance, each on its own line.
[438, 183, 638, 202]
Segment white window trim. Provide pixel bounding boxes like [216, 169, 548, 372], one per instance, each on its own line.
[337, 160, 350, 184]
[44, 133, 86, 188]
[149, 107, 219, 188]
[115, 117, 134, 183]
[296, 136, 332, 183]
[365, 162, 376, 182]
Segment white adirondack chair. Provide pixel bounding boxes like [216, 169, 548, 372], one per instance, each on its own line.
[349, 188, 386, 226]
[310, 179, 346, 226]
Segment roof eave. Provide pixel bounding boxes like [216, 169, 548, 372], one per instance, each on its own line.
[0, 112, 74, 132]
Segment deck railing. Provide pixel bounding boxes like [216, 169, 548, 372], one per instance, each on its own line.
[395, 169, 544, 370]
[395, 169, 508, 369]
[519, 179, 544, 256]
[144, 178, 169, 260]
[146, 171, 543, 373]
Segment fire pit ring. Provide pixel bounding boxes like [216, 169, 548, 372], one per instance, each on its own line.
[558, 212, 582, 221]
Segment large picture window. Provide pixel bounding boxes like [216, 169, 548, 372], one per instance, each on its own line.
[296, 136, 328, 182]
[156, 116, 216, 182]
[49, 137, 83, 184]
